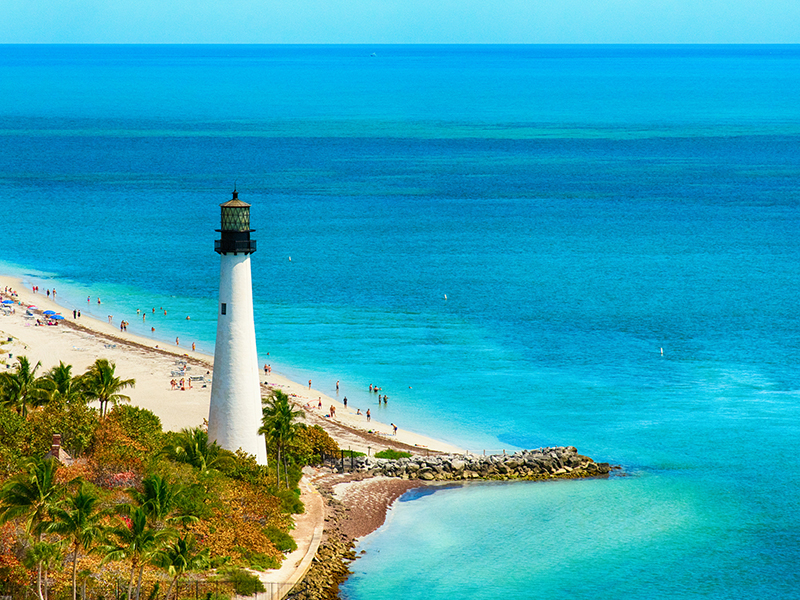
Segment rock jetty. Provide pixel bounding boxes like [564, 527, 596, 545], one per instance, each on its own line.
[339, 446, 612, 481]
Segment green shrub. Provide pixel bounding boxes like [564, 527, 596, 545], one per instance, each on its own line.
[275, 488, 304, 515]
[264, 526, 297, 553]
[109, 405, 163, 453]
[342, 449, 366, 458]
[0, 406, 33, 472]
[287, 424, 340, 465]
[374, 449, 412, 460]
[218, 449, 268, 486]
[28, 398, 96, 457]
[218, 567, 265, 596]
[244, 551, 280, 571]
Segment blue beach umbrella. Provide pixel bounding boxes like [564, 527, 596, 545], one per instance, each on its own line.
[1, 300, 13, 304]
[43, 310, 56, 315]
[51, 314, 65, 320]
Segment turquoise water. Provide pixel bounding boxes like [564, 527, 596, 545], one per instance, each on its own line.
[1, 45, 800, 598]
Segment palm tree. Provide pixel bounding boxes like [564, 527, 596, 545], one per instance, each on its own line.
[127, 473, 198, 530]
[49, 482, 107, 600]
[40, 361, 85, 406]
[163, 428, 225, 474]
[0, 456, 64, 600]
[154, 535, 209, 600]
[0, 356, 48, 417]
[24, 540, 63, 600]
[260, 390, 304, 488]
[102, 506, 174, 600]
[81, 359, 135, 418]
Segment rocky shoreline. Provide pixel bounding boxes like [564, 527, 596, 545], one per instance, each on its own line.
[288, 447, 616, 600]
[336, 446, 614, 481]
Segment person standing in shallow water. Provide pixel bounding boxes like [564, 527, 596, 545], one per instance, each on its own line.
[343, 397, 348, 408]
[366, 409, 371, 422]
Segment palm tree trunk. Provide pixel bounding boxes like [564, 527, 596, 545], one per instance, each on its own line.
[36, 561, 44, 600]
[276, 447, 282, 488]
[284, 456, 289, 489]
[135, 564, 145, 600]
[164, 574, 179, 600]
[127, 562, 136, 600]
[43, 565, 48, 600]
[72, 544, 79, 600]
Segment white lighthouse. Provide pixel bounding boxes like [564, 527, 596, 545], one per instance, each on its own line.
[208, 190, 267, 464]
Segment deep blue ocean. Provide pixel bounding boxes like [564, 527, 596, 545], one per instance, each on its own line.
[1, 45, 799, 599]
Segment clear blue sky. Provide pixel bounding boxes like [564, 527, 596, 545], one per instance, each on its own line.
[1, 0, 798, 44]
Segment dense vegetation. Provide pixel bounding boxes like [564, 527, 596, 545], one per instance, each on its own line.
[0, 356, 339, 600]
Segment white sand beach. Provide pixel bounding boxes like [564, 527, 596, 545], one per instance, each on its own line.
[0, 274, 462, 455]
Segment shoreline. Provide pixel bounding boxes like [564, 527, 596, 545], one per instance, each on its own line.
[0, 273, 462, 454]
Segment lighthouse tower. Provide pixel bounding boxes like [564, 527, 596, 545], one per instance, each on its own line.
[208, 190, 267, 464]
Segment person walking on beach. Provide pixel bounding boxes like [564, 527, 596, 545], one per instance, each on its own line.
[343, 396, 348, 408]
[366, 409, 371, 422]
[73, 310, 76, 319]
[176, 337, 179, 346]
[192, 342, 196, 351]
[308, 379, 312, 390]
[392, 423, 397, 435]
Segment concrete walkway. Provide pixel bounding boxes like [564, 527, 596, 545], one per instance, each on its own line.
[255, 471, 326, 600]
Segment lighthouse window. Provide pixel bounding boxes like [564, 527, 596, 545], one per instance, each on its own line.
[221, 303, 227, 315]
